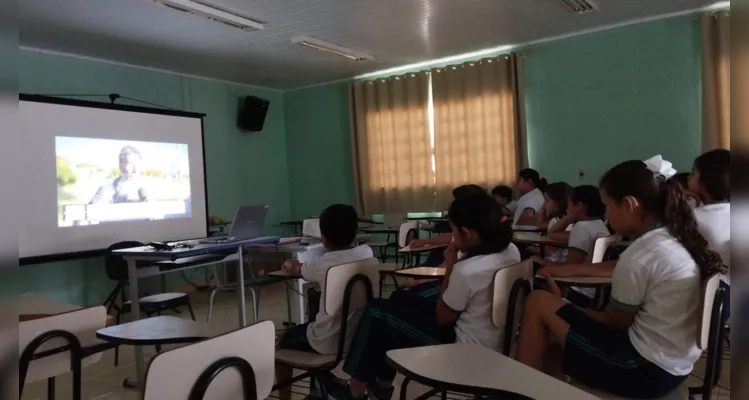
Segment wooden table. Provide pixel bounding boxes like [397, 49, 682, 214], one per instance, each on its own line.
[387, 343, 600, 399]
[398, 243, 449, 267]
[512, 232, 567, 255]
[97, 316, 213, 347]
[394, 267, 445, 279]
[512, 225, 546, 232]
[535, 275, 613, 309]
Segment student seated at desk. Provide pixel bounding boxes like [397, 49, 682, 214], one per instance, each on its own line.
[490, 184, 516, 216]
[688, 148, 730, 316]
[533, 185, 610, 307]
[537, 182, 572, 231]
[410, 184, 486, 267]
[514, 168, 547, 225]
[276, 204, 373, 355]
[517, 159, 727, 399]
[318, 194, 521, 400]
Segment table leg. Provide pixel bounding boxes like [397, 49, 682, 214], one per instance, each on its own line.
[127, 259, 145, 388]
[285, 280, 293, 325]
[237, 246, 247, 327]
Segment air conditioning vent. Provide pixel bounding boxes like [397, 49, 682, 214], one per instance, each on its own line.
[559, 0, 598, 14]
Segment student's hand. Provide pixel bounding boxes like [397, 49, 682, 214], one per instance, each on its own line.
[282, 259, 302, 276]
[410, 239, 426, 248]
[537, 266, 555, 279]
[443, 243, 459, 266]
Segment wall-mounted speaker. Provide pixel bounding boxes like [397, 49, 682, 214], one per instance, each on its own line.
[236, 95, 270, 132]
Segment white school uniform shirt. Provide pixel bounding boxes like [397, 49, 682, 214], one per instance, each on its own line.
[513, 188, 545, 223]
[611, 227, 702, 376]
[301, 245, 374, 354]
[694, 202, 730, 285]
[566, 219, 610, 298]
[505, 200, 518, 214]
[441, 244, 522, 351]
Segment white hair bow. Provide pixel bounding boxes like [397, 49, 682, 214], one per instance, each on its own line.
[642, 155, 677, 180]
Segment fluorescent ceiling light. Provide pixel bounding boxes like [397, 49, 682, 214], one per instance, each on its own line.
[704, 1, 730, 11]
[292, 36, 373, 61]
[355, 44, 515, 79]
[148, 0, 264, 31]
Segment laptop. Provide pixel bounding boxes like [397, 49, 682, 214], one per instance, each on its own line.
[198, 204, 270, 244]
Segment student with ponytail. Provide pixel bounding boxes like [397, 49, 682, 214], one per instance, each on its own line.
[514, 168, 548, 224]
[516, 155, 726, 399]
[318, 194, 521, 400]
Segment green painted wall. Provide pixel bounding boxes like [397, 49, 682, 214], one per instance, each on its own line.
[523, 15, 703, 184]
[18, 50, 291, 306]
[283, 82, 356, 218]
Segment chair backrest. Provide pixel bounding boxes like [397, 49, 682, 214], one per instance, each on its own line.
[142, 320, 275, 400]
[383, 213, 405, 229]
[322, 258, 380, 317]
[697, 274, 722, 350]
[19, 306, 106, 384]
[591, 235, 618, 263]
[105, 241, 146, 281]
[398, 221, 419, 248]
[491, 260, 533, 356]
[302, 219, 321, 238]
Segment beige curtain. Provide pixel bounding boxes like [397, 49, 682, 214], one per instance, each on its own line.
[431, 54, 521, 206]
[702, 11, 730, 151]
[350, 73, 435, 214]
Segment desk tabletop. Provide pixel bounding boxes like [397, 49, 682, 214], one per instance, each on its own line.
[398, 243, 449, 253]
[361, 227, 399, 234]
[97, 316, 213, 346]
[512, 225, 545, 232]
[512, 232, 567, 247]
[536, 275, 612, 286]
[387, 343, 600, 400]
[395, 267, 445, 278]
[112, 236, 281, 260]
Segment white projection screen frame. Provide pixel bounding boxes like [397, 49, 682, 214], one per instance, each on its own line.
[19, 94, 208, 264]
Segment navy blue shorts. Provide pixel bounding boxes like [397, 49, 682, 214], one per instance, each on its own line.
[557, 305, 687, 399]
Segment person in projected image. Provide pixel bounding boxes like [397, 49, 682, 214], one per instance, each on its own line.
[89, 146, 149, 204]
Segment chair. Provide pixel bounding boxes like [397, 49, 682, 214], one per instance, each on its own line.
[591, 235, 618, 263]
[19, 306, 109, 400]
[273, 258, 380, 400]
[142, 320, 275, 400]
[102, 241, 196, 366]
[396, 260, 534, 399]
[573, 274, 727, 400]
[206, 258, 281, 323]
[367, 214, 407, 262]
[378, 221, 420, 296]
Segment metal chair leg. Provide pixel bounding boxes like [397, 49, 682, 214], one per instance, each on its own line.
[47, 376, 55, 400]
[187, 300, 196, 321]
[206, 287, 219, 322]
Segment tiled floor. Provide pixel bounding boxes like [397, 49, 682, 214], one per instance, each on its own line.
[22, 284, 731, 399]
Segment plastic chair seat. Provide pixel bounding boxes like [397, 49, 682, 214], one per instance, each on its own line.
[275, 349, 337, 369]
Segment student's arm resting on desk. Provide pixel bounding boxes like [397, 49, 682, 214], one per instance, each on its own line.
[547, 215, 573, 234]
[514, 208, 537, 225]
[586, 257, 645, 330]
[436, 244, 461, 326]
[410, 234, 452, 248]
[282, 259, 303, 277]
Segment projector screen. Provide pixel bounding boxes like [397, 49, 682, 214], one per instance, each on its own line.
[19, 95, 208, 263]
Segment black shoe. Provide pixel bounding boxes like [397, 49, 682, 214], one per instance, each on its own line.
[316, 372, 366, 400]
[367, 384, 394, 400]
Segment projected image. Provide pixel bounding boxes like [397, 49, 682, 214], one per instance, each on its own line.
[56, 136, 192, 227]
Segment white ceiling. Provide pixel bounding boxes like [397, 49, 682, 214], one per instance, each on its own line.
[20, 0, 715, 90]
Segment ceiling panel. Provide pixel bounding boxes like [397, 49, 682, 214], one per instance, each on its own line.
[20, 0, 715, 89]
